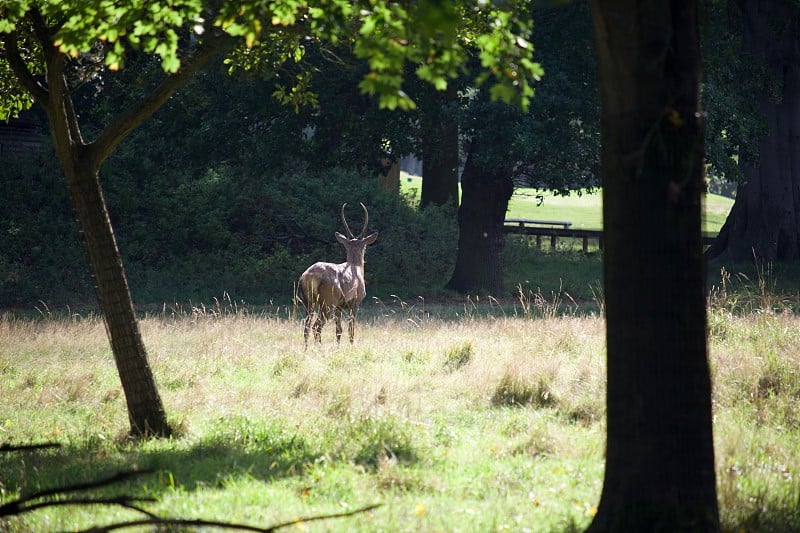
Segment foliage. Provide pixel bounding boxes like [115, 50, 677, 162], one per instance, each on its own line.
[0, 144, 91, 305]
[701, 0, 775, 183]
[0, 0, 542, 120]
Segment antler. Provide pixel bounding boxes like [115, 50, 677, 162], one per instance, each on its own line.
[340, 203, 369, 238]
[359, 202, 369, 238]
[341, 203, 354, 238]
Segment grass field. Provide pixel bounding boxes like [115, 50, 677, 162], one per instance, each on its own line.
[400, 173, 735, 233]
[1, 287, 799, 532]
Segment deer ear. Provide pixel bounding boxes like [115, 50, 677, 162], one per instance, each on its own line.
[364, 232, 378, 245]
[335, 232, 348, 244]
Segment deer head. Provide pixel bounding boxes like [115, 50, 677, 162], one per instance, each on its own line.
[297, 203, 378, 346]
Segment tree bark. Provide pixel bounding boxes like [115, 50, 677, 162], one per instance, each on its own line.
[65, 161, 171, 437]
[588, 0, 719, 530]
[706, 0, 800, 262]
[445, 142, 512, 294]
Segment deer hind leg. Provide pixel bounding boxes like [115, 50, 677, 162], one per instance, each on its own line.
[334, 308, 343, 344]
[303, 312, 313, 348]
[348, 310, 356, 343]
[312, 312, 326, 344]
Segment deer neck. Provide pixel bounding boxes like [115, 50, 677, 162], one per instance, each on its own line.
[342, 260, 364, 275]
[344, 249, 365, 270]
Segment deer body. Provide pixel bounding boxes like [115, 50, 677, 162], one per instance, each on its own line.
[298, 204, 377, 346]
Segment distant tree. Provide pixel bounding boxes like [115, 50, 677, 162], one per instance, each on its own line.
[447, 2, 599, 294]
[587, 0, 719, 530]
[0, 1, 541, 437]
[419, 85, 460, 208]
[706, 0, 800, 262]
[446, 102, 517, 294]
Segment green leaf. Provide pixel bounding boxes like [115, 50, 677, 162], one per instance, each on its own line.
[162, 54, 180, 73]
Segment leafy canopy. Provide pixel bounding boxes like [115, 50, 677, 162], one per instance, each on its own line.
[0, 0, 542, 119]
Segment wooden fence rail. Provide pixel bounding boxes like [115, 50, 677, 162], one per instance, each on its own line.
[503, 219, 717, 253]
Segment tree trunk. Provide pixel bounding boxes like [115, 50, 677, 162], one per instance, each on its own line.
[42, 77, 172, 439]
[64, 158, 171, 437]
[588, 0, 719, 531]
[378, 158, 400, 192]
[421, 112, 459, 208]
[706, 0, 800, 262]
[445, 142, 512, 294]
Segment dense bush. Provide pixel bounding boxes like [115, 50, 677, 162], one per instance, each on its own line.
[0, 65, 459, 308]
[0, 149, 91, 307]
[0, 147, 456, 307]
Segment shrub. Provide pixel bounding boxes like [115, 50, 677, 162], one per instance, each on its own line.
[491, 368, 558, 409]
[443, 342, 473, 372]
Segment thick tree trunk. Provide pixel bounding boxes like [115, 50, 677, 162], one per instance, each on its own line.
[65, 160, 171, 437]
[588, 1, 719, 531]
[421, 89, 460, 209]
[445, 142, 512, 294]
[421, 118, 459, 208]
[706, 0, 800, 262]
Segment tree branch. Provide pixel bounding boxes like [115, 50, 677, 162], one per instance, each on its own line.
[88, 31, 235, 167]
[16, 496, 159, 518]
[3, 30, 49, 105]
[22, 7, 86, 153]
[0, 458, 381, 532]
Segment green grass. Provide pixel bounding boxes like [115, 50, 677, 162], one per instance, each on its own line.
[2, 291, 800, 532]
[400, 172, 734, 233]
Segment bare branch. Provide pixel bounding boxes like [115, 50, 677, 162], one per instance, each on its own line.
[0, 442, 61, 453]
[267, 503, 382, 531]
[15, 496, 158, 518]
[0, 470, 154, 518]
[79, 503, 382, 533]
[88, 30, 235, 167]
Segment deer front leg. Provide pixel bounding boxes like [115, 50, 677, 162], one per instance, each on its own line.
[335, 308, 343, 343]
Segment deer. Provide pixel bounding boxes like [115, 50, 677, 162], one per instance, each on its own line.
[297, 203, 378, 347]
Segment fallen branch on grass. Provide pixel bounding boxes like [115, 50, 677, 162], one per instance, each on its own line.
[79, 503, 383, 532]
[0, 470, 157, 519]
[1, 445, 382, 531]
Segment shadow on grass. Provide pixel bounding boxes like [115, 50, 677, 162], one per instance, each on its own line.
[1, 422, 319, 500]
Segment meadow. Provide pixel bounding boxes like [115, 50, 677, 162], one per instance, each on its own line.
[2, 282, 799, 532]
